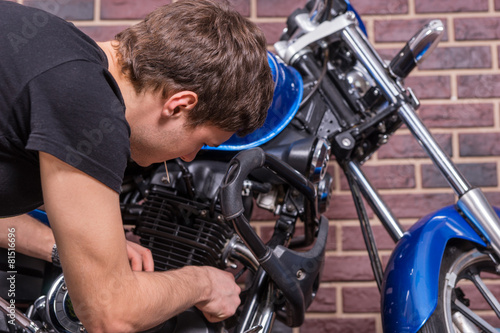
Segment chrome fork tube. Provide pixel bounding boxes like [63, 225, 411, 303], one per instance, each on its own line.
[342, 24, 500, 258]
[399, 102, 500, 256]
[398, 103, 471, 195]
[341, 25, 399, 104]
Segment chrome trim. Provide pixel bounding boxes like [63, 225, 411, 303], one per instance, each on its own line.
[309, 137, 331, 183]
[408, 20, 444, 64]
[275, 12, 353, 64]
[224, 235, 259, 272]
[458, 188, 500, 256]
[295, 13, 320, 34]
[0, 297, 42, 333]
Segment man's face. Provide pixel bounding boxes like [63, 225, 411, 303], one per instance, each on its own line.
[129, 116, 234, 166]
[173, 124, 234, 162]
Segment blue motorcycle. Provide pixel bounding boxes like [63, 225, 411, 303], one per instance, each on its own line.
[4, 0, 500, 332]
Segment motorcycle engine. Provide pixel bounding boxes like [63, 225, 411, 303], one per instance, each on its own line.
[131, 160, 238, 271]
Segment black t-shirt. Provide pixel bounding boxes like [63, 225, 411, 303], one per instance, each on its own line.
[0, 1, 131, 217]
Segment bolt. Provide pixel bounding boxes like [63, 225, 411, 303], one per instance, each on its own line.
[61, 284, 67, 291]
[341, 138, 352, 147]
[296, 269, 306, 280]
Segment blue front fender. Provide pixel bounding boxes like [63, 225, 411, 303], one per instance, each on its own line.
[381, 205, 490, 333]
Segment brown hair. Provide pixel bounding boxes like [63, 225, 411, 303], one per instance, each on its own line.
[115, 0, 273, 136]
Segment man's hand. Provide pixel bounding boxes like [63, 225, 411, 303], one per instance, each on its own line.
[126, 240, 154, 272]
[195, 267, 241, 322]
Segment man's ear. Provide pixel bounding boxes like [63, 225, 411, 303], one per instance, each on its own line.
[162, 91, 198, 117]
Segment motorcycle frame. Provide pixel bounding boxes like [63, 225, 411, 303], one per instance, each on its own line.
[275, 2, 500, 332]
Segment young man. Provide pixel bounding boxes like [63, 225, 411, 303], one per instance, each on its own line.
[0, 0, 274, 331]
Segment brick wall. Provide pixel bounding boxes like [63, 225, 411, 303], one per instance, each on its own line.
[10, 0, 500, 332]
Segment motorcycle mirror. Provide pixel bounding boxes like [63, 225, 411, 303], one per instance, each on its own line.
[389, 19, 444, 79]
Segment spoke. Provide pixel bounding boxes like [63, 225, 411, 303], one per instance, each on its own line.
[470, 272, 500, 319]
[453, 300, 498, 333]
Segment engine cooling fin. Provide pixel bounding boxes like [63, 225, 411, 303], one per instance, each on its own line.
[135, 185, 233, 271]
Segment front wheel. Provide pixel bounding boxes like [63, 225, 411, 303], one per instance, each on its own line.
[419, 243, 500, 333]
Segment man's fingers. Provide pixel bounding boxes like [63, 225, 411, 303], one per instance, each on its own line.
[126, 241, 154, 271]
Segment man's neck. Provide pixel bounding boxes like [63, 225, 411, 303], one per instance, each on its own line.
[97, 41, 137, 111]
[97, 41, 121, 81]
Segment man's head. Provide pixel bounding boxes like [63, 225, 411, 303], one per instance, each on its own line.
[114, 0, 274, 137]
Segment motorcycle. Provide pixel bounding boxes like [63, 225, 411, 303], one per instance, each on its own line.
[3, 0, 500, 332]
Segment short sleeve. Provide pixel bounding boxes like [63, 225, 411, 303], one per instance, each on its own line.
[25, 60, 130, 192]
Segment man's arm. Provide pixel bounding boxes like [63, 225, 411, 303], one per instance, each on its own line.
[39, 152, 240, 332]
[0, 212, 154, 271]
[0, 214, 54, 262]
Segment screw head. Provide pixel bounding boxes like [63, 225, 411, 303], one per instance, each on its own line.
[296, 269, 306, 280]
[342, 138, 352, 147]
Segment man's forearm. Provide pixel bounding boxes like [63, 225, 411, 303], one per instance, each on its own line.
[69, 265, 237, 332]
[0, 214, 54, 262]
[38, 152, 240, 332]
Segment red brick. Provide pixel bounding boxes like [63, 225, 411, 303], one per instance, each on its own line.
[422, 163, 498, 188]
[404, 75, 452, 100]
[419, 103, 494, 128]
[343, 286, 380, 313]
[342, 225, 397, 251]
[322, 255, 375, 282]
[340, 164, 416, 190]
[256, 0, 305, 17]
[455, 18, 500, 41]
[381, 193, 455, 219]
[227, 0, 250, 17]
[418, 46, 492, 70]
[101, 0, 169, 20]
[78, 25, 129, 42]
[351, 0, 408, 15]
[376, 48, 399, 64]
[458, 75, 500, 99]
[257, 22, 286, 45]
[251, 205, 275, 221]
[325, 194, 374, 220]
[378, 134, 452, 159]
[415, 0, 488, 13]
[24, 0, 94, 20]
[485, 192, 500, 207]
[307, 286, 336, 312]
[460, 133, 500, 157]
[374, 18, 448, 43]
[498, 45, 500, 68]
[301, 318, 376, 333]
